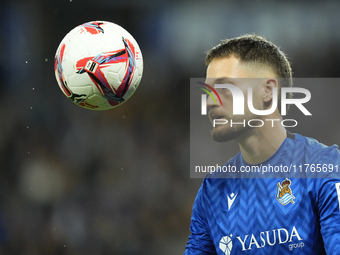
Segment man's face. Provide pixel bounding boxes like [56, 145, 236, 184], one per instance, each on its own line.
[205, 56, 263, 142]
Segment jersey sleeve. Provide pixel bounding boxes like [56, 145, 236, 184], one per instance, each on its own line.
[184, 181, 217, 255]
[318, 178, 340, 254]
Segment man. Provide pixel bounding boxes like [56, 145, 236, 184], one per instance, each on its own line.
[184, 34, 340, 254]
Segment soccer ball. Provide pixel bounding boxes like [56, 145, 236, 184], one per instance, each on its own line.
[54, 21, 143, 110]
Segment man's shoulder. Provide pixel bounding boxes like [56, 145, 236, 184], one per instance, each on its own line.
[292, 133, 340, 161]
[293, 133, 338, 149]
[286, 133, 340, 178]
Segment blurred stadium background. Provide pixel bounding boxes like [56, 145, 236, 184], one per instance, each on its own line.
[1, 0, 340, 254]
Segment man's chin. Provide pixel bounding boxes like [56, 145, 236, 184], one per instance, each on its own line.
[211, 126, 246, 143]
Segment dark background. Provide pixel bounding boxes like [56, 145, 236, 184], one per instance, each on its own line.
[1, 0, 340, 254]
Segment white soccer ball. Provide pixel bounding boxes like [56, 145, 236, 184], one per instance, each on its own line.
[54, 21, 143, 110]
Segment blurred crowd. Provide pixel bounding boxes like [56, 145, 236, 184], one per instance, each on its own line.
[1, 0, 340, 254]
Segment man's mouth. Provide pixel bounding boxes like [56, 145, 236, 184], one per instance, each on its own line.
[209, 113, 225, 122]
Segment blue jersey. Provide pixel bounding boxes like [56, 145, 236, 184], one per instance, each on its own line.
[185, 133, 340, 254]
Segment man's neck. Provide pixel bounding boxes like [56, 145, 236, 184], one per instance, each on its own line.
[237, 117, 287, 164]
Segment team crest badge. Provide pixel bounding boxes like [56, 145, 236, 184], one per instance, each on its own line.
[276, 178, 295, 206]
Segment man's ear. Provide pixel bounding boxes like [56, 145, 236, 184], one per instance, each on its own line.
[263, 79, 278, 103]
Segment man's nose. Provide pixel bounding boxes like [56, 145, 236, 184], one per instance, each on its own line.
[207, 94, 220, 108]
